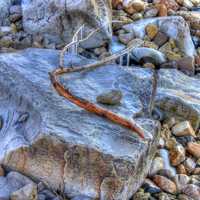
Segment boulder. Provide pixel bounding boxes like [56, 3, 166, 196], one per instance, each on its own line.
[123, 16, 196, 58]
[155, 69, 200, 131]
[0, 0, 11, 25]
[0, 48, 160, 200]
[22, 0, 112, 48]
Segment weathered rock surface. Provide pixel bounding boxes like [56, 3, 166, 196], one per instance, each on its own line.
[0, 172, 34, 199]
[155, 69, 200, 131]
[0, 48, 160, 200]
[22, 0, 112, 48]
[0, 0, 11, 26]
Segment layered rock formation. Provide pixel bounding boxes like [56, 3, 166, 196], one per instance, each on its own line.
[0, 48, 160, 200]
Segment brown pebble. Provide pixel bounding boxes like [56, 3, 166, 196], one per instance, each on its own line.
[157, 4, 168, 17]
[153, 175, 177, 194]
[187, 142, 200, 159]
[177, 164, 187, 175]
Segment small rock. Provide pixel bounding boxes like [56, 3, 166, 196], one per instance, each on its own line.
[190, 175, 200, 185]
[184, 157, 196, 173]
[158, 138, 165, 148]
[166, 137, 177, 150]
[143, 179, 161, 194]
[144, 8, 158, 18]
[157, 169, 175, 180]
[131, 0, 146, 12]
[127, 38, 144, 48]
[172, 121, 196, 137]
[10, 183, 37, 200]
[143, 41, 158, 49]
[131, 13, 143, 21]
[124, 6, 137, 15]
[166, 51, 182, 61]
[153, 31, 169, 47]
[193, 168, 200, 175]
[182, 184, 200, 200]
[178, 194, 193, 200]
[182, 0, 194, 9]
[96, 90, 122, 105]
[149, 157, 164, 177]
[174, 174, 190, 191]
[159, 42, 172, 55]
[157, 4, 168, 17]
[132, 189, 150, 200]
[94, 47, 107, 56]
[143, 62, 156, 69]
[118, 32, 135, 45]
[0, 166, 4, 177]
[177, 164, 187, 175]
[187, 142, 200, 158]
[153, 175, 177, 194]
[155, 0, 179, 10]
[154, 192, 171, 200]
[176, 57, 195, 75]
[163, 117, 176, 129]
[145, 24, 159, 40]
[176, 136, 194, 147]
[169, 144, 185, 166]
[131, 47, 166, 65]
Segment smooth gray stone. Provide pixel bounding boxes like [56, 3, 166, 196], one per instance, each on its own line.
[155, 69, 200, 131]
[0, 48, 160, 200]
[21, 0, 112, 48]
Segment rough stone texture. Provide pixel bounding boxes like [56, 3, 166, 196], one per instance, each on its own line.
[0, 48, 160, 200]
[0, 172, 34, 200]
[123, 16, 196, 58]
[10, 183, 37, 200]
[155, 69, 200, 131]
[22, 0, 112, 48]
[0, 0, 11, 25]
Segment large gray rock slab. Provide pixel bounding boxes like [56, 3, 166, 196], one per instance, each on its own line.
[155, 69, 200, 131]
[0, 0, 11, 25]
[123, 16, 196, 58]
[22, 0, 112, 48]
[0, 48, 160, 200]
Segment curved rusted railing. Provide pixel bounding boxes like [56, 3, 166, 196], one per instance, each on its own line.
[49, 26, 145, 139]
